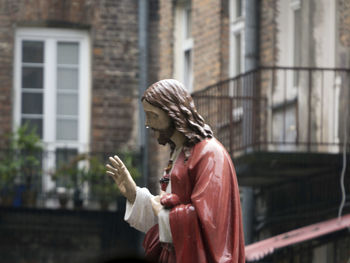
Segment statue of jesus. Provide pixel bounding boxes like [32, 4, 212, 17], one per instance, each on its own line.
[106, 79, 245, 263]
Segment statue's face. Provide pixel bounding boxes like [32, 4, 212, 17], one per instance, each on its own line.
[142, 100, 175, 145]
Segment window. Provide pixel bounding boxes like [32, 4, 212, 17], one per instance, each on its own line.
[174, 0, 193, 92]
[292, 0, 301, 87]
[229, 0, 245, 78]
[14, 28, 91, 193]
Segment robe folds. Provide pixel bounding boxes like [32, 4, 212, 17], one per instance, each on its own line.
[143, 138, 245, 263]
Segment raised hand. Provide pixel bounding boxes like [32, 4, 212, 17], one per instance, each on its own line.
[106, 155, 137, 203]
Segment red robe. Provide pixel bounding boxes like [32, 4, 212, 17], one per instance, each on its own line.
[143, 138, 245, 263]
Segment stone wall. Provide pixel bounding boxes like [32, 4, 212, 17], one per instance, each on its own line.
[0, 206, 141, 263]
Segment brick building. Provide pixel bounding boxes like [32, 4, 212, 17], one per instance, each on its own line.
[0, 0, 141, 149]
[0, 0, 350, 262]
[0, 1, 142, 261]
[0, 0, 141, 193]
[149, 0, 350, 262]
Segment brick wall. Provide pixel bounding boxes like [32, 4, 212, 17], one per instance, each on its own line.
[146, 0, 174, 193]
[192, 0, 223, 91]
[91, 0, 139, 153]
[259, 0, 278, 67]
[0, 2, 16, 148]
[0, 0, 140, 153]
[339, 0, 350, 47]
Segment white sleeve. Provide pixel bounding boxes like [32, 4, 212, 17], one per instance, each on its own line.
[158, 208, 173, 243]
[124, 187, 158, 233]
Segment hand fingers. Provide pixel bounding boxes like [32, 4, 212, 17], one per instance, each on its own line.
[109, 156, 121, 168]
[106, 171, 118, 181]
[106, 170, 116, 177]
[113, 155, 126, 169]
[106, 164, 119, 174]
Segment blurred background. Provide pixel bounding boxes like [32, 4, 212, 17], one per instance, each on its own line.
[0, 0, 349, 262]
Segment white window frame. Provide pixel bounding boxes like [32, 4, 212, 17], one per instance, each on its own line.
[14, 28, 91, 192]
[174, 0, 193, 92]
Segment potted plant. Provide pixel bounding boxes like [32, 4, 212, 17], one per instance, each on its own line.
[0, 152, 17, 206]
[0, 124, 42, 207]
[52, 151, 140, 210]
[51, 154, 86, 209]
[84, 152, 140, 210]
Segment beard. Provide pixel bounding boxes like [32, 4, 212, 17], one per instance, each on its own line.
[153, 122, 176, 146]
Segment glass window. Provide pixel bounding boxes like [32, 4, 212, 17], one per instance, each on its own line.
[57, 68, 79, 90]
[21, 40, 44, 138]
[293, 8, 301, 86]
[22, 67, 43, 89]
[22, 41, 44, 63]
[57, 93, 78, 116]
[184, 50, 192, 90]
[235, 34, 242, 75]
[21, 93, 43, 114]
[15, 28, 90, 203]
[185, 6, 192, 39]
[236, 0, 242, 18]
[57, 42, 79, 65]
[56, 119, 78, 140]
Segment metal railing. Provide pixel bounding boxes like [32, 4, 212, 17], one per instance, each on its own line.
[0, 149, 141, 210]
[192, 67, 350, 158]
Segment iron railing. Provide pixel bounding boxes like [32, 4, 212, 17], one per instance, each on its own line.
[192, 67, 350, 158]
[0, 149, 141, 210]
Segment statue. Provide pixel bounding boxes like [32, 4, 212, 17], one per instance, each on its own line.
[106, 79, 245, 263]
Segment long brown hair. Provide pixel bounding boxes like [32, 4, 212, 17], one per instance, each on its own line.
[142, 79, 213, 159]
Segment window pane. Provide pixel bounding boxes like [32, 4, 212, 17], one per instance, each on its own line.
[185, 7, 192, 39]
[236, 0, 242, 18]
[57, 42, 79, 65]
[55, 148, 78, 187]
[235, 34, 241, 75]
[57, 68, 78, 90]
[57, 93, 78, 115]
[56, 119, 78, 140]
[22, 41, 44, 63]
[22, 67, 43, 89]
[21, 92, 43, 114]
[56, 148, 78, 169]
[21, 118, 43, 138]
[184, 50, 192, 90]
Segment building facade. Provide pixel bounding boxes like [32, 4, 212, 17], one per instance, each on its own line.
[0, 0, 141, 196]
[0, 0, 350, 262]
[148, 0, 350, 261]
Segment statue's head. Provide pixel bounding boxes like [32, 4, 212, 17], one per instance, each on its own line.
[141, 79, 213, 150]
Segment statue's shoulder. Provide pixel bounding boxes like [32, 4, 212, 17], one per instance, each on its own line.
[191, 137, 226, 160]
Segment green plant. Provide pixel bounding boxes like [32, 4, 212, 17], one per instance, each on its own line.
[52, 151, 141, 208]
[84, 156, 118, 203]
[84, 152, 140, 203]
[0, 124, 42, 192]
[52, 154, 86, 190]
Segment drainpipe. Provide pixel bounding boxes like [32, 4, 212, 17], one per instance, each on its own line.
[242, 0, 259, 245]
[138, 0, 149, 188]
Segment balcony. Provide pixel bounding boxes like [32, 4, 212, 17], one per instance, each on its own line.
[0, 149, 141, 210]
[0, 148, 142, 262]
[192, 67, 350, 185]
